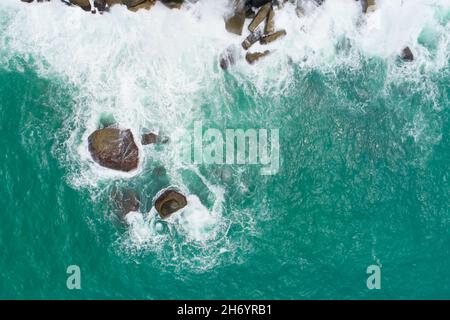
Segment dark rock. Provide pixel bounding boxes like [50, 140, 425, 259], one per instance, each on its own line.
[401, 46, 414, 62]
[362, 0, 376, 13]
[248, 3, 271, 32]
[242, 29, 263, 50]
[159, 0, 184, 9]
[122, 0, 146, 8]
[94, 0, 107, 11]
[142, 132, 158, 145]
[154, 189, 187, 219]
[127, 0, 155, 12]
[248, 0, 271, 8]
[21, 0, 34, 3]
[141, 132, 169, 145]
[245, 7, 255, 19]
[314, 0, 325, 6]
[88, 128, 139, 172]
[260, 29, 286, 45]
[112, 189, 140, 218]
[245, 50, 270, 64]
[219, 45, 239, 70]
[70, 0, 92, 11]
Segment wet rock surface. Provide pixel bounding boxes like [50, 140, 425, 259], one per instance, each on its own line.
[245, 50, 270, 64]
[112, 189, 140, 219]
[260, 29, 286, 44]
[242, 29, 263, 50]
[401, 46, 414, 62]
[154, 189, 187, 219]
[88, 128, 139, 172]
[160, 0, 184, 9]
[141, 132, 169, 145]
[70, 0, 92, 11]
[248, 3, 271, 32]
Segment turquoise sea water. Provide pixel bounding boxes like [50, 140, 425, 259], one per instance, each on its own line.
[0, 0, 449, 299]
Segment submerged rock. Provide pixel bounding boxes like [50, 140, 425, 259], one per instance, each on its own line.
[260, 29, 286, 45]
[248, 3, 271, 32]
[245, 50, 270, 64]
[401, 47, 414, 62]
[70, 0, 92, 11]
[141, 132, 169, 145]
[220, 45, 239, 70]
[242, 29, 263, 50]
[88, 128, 139, 172]
[154, 189, 187, 219]
[112, 189, 140, 219]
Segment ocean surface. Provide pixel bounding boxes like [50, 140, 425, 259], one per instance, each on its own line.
[0, 0, 449, 299]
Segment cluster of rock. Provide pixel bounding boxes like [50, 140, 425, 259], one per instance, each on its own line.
[112, 186, 187, 220]
[21, 0, 184, 13]
[88, 125, 185, 219]
[223, 0, 287, 66]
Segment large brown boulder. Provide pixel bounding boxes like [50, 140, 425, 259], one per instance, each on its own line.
[88, 128, 139, 172]
[70, 0, 92, 11]
[154, 189, 187, 219]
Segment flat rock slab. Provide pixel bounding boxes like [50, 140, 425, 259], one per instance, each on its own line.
[248, 3, 271, 32]
[246, 50, 270, 64]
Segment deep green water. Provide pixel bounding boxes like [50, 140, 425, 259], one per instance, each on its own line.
[0, 1, 449, 299]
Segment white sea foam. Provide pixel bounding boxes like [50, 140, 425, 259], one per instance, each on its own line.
[0, 0, 448, 270]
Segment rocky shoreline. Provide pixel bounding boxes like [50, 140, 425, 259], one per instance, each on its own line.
[19, 0, 415, 222]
